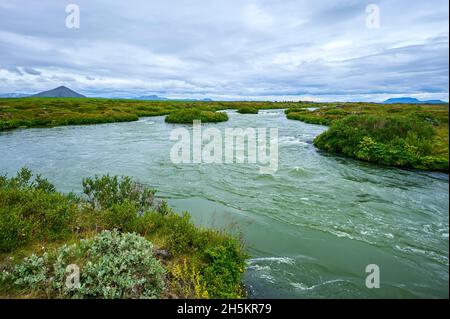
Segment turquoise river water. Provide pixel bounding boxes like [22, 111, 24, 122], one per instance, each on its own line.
[0, 109, 448, 298]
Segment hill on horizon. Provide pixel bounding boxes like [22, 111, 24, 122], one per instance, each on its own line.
[384, 97, 446, 104]
[31, 86, 86, 98]
[135, 94, 213, 101]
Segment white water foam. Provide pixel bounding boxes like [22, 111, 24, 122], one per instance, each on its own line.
[247, 256, 296, 265]
[290, 279, 348, 291]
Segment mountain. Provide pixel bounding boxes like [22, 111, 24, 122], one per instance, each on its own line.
[0, 93, 30, 98]
[135, 95, 213, 102]
[173, 98, 214, 101]
[384, 97, 446, 104]
[31, 86, 86, 98]
[135, 95, 168, 100]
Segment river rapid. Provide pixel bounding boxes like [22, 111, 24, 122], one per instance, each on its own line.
[1, 109, 448, 298]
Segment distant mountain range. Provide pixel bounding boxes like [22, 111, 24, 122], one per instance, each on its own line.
[135, 95, 213, 102]
[135, 95, 168, 100]
[0, 86, 86, 98]
[2, 88, 444, 104]
[31, 86, 86, 98]
[0, 93, 30, 98]
[384, 97, 446, 104]
[0, 89, 213, 101]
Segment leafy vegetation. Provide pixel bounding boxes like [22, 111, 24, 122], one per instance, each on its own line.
[314, 115, 448, 171]
[237, 107, 258, 114]
[0, 169, 247, 299]
[165, 109, 228, 123]
[0, 168, 76, 252]
[1, 98, 447, 171]
[286, 102, 449, 171]
[1, 230, 165, 298]
[82, 174, 155, 212]
[0, 97, 289, 130]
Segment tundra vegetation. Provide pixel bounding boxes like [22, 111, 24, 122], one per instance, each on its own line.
[0, 98, 285, 129]
[0, 98, 448, 171]
[165, 109, 228, 124]
[237, 106, 258, 114]
[0, 168, 247, 298]
[286, 102, 449, 171]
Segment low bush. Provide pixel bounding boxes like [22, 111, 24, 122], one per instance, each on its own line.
[0, 168, 75, 252]
[82, 175, 155, 212]
[287, 112, 332, 125]
[1, 230, 165, 298]
[100, 200, 140, 232]
[314, 115, 449, 171]
[0, 168, 247, 299]
[237, 107, 258, 114]
[165, 109, 228, 123]
[201, 240, 246, 298]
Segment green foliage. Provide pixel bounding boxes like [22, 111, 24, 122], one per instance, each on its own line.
[237, 107, 258, 114]
[169, 238, 246, 299]
[201, 240, 246, 298]
[82, 175, 155, 212]
[0, 167, 56, 192]
[314, 115, 449, 171]
[0, 169, 247, 299]
[0, 97, 292, 131]
[287, 112, 332, 125]
[140, 210, 247, 298]
[100, 201, 139, 232]
[1, 230, 165, 299]
[286, 101, 449, 171]
[165, 109, 228, 123]
[0, 168, 75, 252]
[155, 199, 170, 216]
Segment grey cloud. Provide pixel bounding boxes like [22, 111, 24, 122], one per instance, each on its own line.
[0, 0, 448, 101]
[22, 67, 41, 75]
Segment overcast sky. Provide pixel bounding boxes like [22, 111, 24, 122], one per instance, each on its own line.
[0, 0, 448, 101]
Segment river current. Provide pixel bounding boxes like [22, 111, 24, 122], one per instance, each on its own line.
[1, 109, 448, 298]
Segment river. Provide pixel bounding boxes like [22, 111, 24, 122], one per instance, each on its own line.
[0, 109, 448, 298]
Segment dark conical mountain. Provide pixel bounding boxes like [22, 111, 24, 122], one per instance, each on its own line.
[31, 86, 86, 98]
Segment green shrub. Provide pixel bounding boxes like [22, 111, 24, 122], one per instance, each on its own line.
[100, 200, 139, 232]
[314, 115, 448, 171]
[1, 230, 165, 299]
[0, 167, 56, 192]
[165, 109, 228, 123]
[0, 169, 248, 299]
[82, 175, 155, 212]
[144, 210, 198, 254]
[201, 240, 246, 298]
[287, 112, 332, 125]
[237, 107, 258, 114]
[0, 168, 74, 252]
[155, 199, 170, 216]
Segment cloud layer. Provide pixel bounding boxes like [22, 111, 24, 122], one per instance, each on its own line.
[0, 0, 448, 101]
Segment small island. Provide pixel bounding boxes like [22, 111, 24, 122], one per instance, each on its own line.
[237, 106, 258, 114]
[165, 109, 228, 124]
